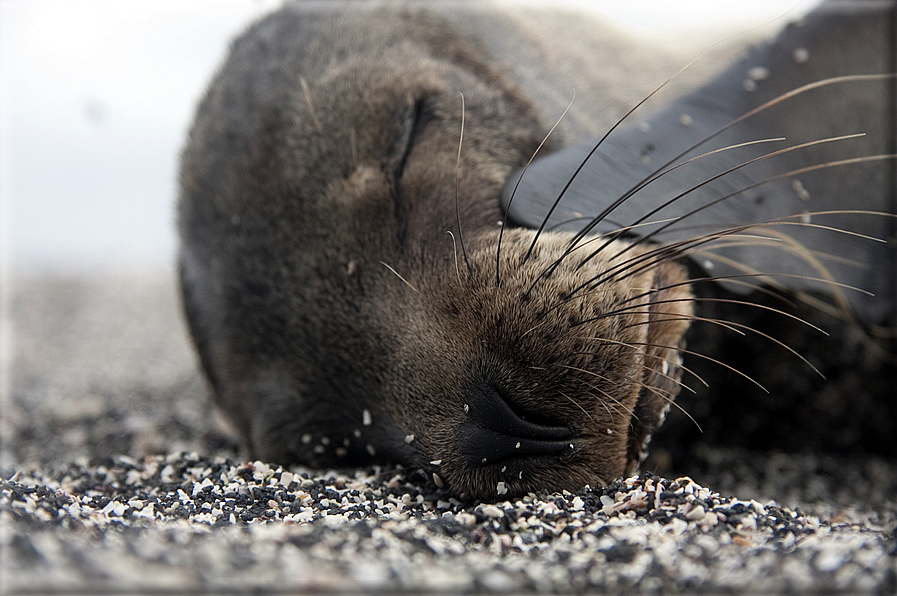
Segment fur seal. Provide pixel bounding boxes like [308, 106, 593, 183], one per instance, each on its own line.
[178, 2, 895, 498]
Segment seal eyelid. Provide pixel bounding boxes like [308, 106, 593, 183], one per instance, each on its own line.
[387, 96, 431, 180]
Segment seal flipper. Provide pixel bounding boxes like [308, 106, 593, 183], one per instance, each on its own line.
[502, 1, 897, 324]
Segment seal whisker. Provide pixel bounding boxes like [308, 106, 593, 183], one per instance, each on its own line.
[606, 154, 897, 256]
[568, 209, 886, 302]
[621, 313, 825, 378]
[550, 273, 800, 319]
[559, 369, 634, 419]
[498, 91, 576, 287]
[565, 346, 701, 428]
[571, 342, 710, 389]
[572, 134, 867, 271]
[446, 231, 463, 287]
[573, 295, 828, 336]
[598, 338, 768, 393]
[562, 136, 787, 267]
[569, 75, 897, 253]
[454, 92, 472, 275]
[299, 76, 325, 135]
[617, 273, 874, 309]
[379, 261, 421, 295]
[555, 388, 595, 422]
[635, 380, 702, 433]
[518, 31, 745, 267]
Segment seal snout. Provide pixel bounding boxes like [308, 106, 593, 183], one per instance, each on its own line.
[458, 384, 572, 467]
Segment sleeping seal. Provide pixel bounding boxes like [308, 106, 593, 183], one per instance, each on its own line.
[178, 2, 896, 498]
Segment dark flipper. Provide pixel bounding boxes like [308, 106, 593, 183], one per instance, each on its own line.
[502, 1, 896, 324]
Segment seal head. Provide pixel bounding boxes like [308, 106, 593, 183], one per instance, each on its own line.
[178, 5, 692, 498]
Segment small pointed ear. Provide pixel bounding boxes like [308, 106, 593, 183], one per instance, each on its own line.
[625, 261, 693, 474]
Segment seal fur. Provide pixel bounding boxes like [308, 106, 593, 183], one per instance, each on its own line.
[177, 4, 694, 498]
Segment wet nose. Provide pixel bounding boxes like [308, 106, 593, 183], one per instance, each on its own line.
[458, 385, 573, 466]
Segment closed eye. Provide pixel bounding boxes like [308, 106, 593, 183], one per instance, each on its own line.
[386, 97, 429, 180]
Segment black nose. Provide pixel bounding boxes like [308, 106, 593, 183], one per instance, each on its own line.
[458, 385, 573, 467]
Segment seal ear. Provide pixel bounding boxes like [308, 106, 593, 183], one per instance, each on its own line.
[625, 261, 693, 474]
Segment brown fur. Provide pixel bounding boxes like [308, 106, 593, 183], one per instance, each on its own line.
[178, 3, 692, 498]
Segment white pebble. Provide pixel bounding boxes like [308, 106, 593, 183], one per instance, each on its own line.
[362, 409, 372, 426]
[160, 464, 176, 483]
[793, 47, 810, 63]
[815, 548, 845, 572]
[404, 434, 415, 444]
[480, 505, 504, 518]
[456, 512, 477, 527]
[280, 471, 293, 486]
[668, 518, 689, 535]
[432, 473, 444, 488]
[496, 482, 508, 496]
[685, 505, 706, 521]
[252, 462, 270, 480]
[679, 113, 693, 127]
[134, 503, 155, 519]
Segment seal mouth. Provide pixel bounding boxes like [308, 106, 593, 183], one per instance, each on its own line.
[458, 384, 573, 467]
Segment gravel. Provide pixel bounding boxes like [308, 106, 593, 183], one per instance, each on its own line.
[4, 453, 896, 593]
[4, 268, 897, 593]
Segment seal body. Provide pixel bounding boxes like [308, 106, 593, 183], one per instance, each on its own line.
[178, 4, 694, 498]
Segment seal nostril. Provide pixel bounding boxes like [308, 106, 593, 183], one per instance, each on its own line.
[466, 385, 570, 440]
[458, 384, 573, 467]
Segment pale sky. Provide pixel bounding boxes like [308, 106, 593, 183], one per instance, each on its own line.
[0, 0, 818, 270]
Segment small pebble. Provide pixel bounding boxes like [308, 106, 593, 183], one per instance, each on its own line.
[686, 504, 706, 521]
[479, 505, 504, 519]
